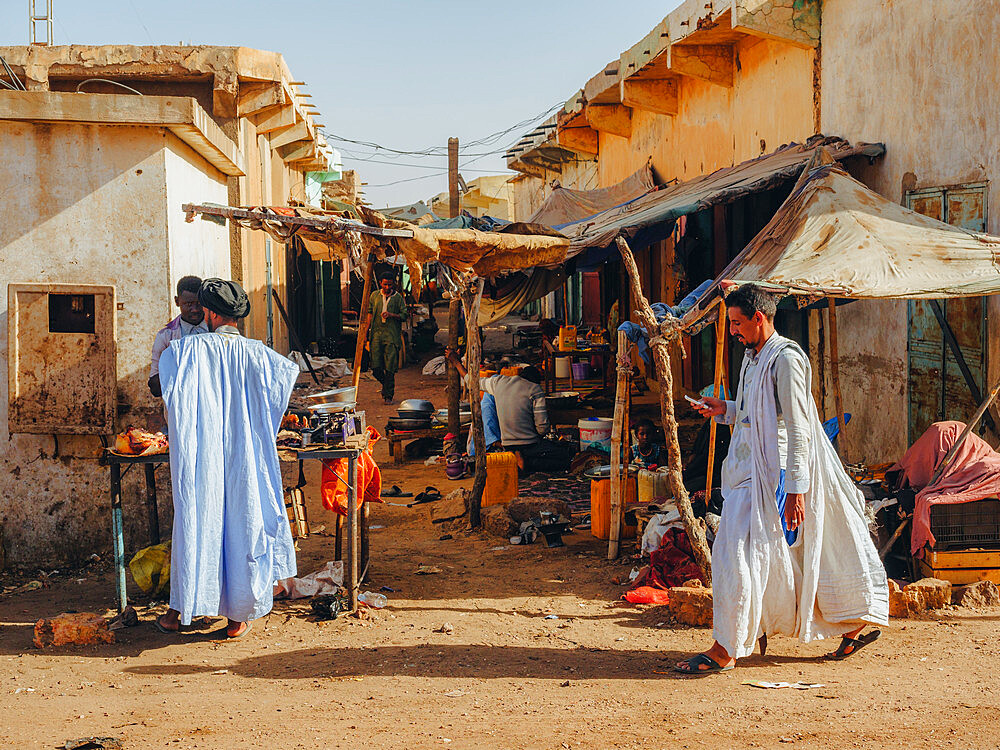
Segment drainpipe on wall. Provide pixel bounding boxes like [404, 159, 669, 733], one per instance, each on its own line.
[265, 235, 274, 348]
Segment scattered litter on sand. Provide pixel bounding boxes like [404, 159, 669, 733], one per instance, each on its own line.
[742, 681, 826, 690]
[416, 565, 443, 575]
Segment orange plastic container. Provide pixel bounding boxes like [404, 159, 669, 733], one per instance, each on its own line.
[500, 365, 523, 377]
[484, 452, 519, 506]
[590, 477, 638, 540]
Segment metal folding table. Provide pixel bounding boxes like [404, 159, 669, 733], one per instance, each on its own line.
[100, 444, 368, 618]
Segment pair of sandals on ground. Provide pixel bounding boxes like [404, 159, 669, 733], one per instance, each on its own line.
[154, 614, 253, 639]
[674, 627, 881, 675]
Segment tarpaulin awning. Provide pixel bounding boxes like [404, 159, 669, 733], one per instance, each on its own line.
[528, 164, 655, 228]
[182, 203, 569, 283]
[681, 150, 1000, 328]
[563, 136, 886, 256]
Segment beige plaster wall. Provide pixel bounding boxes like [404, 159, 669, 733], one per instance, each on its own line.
[0, 122, 228, 568]
[820, 0, 1000, 460]
[599, 36, 815, 186]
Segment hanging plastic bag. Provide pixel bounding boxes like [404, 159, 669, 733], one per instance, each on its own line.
[129, 542, 171, 597]
[321, 427, 383, 515]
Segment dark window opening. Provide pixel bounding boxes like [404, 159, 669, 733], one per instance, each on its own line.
[49, 293, 96, 333]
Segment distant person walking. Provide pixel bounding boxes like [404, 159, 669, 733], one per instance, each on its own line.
[366, 272, 407, 404]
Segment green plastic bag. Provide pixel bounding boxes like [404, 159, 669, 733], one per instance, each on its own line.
[129, 542, 171, 597]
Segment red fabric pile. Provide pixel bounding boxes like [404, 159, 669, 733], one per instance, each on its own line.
[647, 528, 705, 589]
[891, 420, 1000, 555]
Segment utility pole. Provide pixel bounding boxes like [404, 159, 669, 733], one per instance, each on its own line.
[448, 136, 459, 219]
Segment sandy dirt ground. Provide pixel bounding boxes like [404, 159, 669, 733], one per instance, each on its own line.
[3, 320, 1000, 749]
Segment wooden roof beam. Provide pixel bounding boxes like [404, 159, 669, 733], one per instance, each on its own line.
[238, 82, 286, 117]
[668, 44, 734, 87]
[586, 103, 632, 139]
[621, 77, 679, 116]
[557, 124, 599, 155]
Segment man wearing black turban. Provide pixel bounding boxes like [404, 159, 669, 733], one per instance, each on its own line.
[198, 278, 250, 328]
[156, 277, 299, 640]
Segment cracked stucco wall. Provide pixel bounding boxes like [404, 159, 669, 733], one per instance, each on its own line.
[820, 0, 1000, 462]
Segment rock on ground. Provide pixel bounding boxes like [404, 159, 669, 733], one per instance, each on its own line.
[430, 488, 469, 522]
[952, 580, 1000, 608]
[668, 585, 713, 627]
[481, 505, 517, 538]
[34, 612, 115, 648]
[889, 578, 952, 618]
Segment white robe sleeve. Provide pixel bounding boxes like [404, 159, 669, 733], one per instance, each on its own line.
[715, 400, 738, 426]
[774, 349, 813, 494]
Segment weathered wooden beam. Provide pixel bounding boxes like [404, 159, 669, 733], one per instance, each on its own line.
[668, 44, 734, 87]
[269, 120, 311, 149]
[254, 104, 297, 134]
[557, 125, 599, 155]
[616, 235, 712, 584]
[460, 279, 487, 529]
[585, 103, 632, 139]
[238, 82, 286, 117]
[621, 77, 679, 116]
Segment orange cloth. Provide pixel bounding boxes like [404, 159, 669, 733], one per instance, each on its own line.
[320, 427, 384, 516]
[892, 421, 1000, 555]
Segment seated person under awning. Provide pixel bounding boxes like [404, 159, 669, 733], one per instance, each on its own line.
[446, 349, 572, 473]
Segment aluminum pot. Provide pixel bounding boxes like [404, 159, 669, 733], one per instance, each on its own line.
[304, 386, 356, 405]
[398, 399, 434, 412]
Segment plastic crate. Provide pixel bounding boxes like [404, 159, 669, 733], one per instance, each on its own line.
[929, 498, 1000, 550]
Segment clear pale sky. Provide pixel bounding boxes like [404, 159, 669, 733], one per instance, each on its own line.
[0, 0, 682, 208]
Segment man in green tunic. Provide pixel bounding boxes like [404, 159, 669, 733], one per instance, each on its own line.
[367, 272, 407, 404]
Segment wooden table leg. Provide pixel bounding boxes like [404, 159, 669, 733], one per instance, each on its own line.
[360, 501, 370, 583]
[394, 438, 403, 465]
[110, 463, 127, 614]
[335, 514, 343, 561]
[143, 463, 160, 545]
[346, 453, 359, 611]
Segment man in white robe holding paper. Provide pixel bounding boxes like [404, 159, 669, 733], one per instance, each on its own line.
[675, 283, 888, 674]
[155, 279, 300, 639]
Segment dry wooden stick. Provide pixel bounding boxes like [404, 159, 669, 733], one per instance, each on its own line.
[351, 251, 375, 395]
[828, 297, 849, 462]
[609, 329, 630, 560]
[616, 236, 712, 584]
[705, 301, 727, 498]
[460, 278, 487, 528]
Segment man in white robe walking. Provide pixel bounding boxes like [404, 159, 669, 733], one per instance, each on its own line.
[675, 283, 888, 674]
[155, 279, 299, 639]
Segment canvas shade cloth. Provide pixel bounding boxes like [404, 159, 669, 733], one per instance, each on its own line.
[889, 421, 1000, 555]
[527, 164, 655, 228]
[565, 136, 885, 255]
[682, 154, 1000, 330]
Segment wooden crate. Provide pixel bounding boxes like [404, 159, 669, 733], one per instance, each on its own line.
[285, 487, 309, 538]
[916, 548, 1000, 585]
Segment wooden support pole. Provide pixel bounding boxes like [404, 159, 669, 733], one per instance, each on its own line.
[448, 137, 460, 219]
[616, 236, 712, 584]
[352, 252, 375, 395]
[447, 297, 462, 437]
[705, 301, 727, 498]
[271, 287, 320, 386]
[609, 330, 630, 560]
[928, 379, 1000, 487]
[461, 280, 487, 528]
[828, 297, 848, 463]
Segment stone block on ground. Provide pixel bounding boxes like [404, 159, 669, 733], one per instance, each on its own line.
[507, 497, 572, 524]
[481, 505, 517, 539]
[430, 488, 469, 522]
[952, 580, 1000, 608]
[34, 612, 114, 648]
[668, 586, 713, 627]
[889, 577, 952, 618]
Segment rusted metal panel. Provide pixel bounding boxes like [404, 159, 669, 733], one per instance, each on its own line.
[907, 185, 988, 441]
[8, 283, 116, 434]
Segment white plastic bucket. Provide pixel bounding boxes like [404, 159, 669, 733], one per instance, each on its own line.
[638, 468, 672, 504]
[579, 417, 614, 452]
[555, 357, 571, 379]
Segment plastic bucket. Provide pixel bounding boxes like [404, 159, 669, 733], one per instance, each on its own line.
[571, 361, 591, 380]
[555, 357, 571, 379]
[579, 416, 614, 452]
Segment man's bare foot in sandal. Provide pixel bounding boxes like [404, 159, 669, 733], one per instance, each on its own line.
[673, 641, 736, 675]
[828, 625, 881, 660]
[226, 619, 253, 639]
[154, 609, 181, 634]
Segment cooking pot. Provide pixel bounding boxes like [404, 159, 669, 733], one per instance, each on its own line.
[398, 399, 434, 413]
[304, 386, 355, 405]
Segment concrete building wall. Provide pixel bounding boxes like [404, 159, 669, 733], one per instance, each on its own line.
[164, 134, 231, 291]
[509, 158, 598, 222]
[0, 122, 230, 568]
[599, 37, 815, 186]
[820, 0, 1000, 461]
